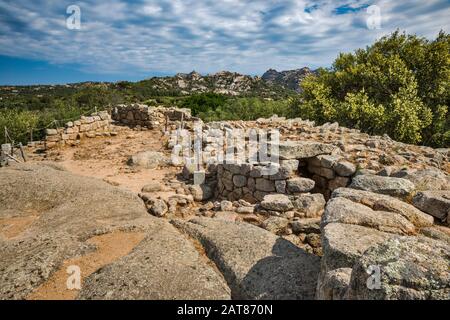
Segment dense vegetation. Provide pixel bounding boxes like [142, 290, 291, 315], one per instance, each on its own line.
[292, 31, 450, 147]
[0, 85, 125, 144]
[0, 87, 291, 144]
[180, 93, 229, 116]
[178, 93, 290, 121]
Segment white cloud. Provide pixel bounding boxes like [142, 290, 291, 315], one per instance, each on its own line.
[142, 3, 163, 16]
[0, 0, 448, 77]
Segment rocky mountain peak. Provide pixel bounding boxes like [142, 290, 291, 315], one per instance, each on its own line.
[262, 67, 316, 92]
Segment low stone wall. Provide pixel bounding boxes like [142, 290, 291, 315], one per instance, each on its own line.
[216, 161, 313, 203]
[45, 111, 112, 149]
[111, 104, 194, 129]
[305, 155, 357, 199]
[215, 141, 358, 203]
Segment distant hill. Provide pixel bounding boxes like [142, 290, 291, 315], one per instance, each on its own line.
[134, 70, 294, 98]
[262, 67, 316, 92]
[0, 68, 317, 99]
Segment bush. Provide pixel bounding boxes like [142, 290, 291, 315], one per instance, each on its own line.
[293, 31, 449, 147]
[198, 97, 291, 122]
[180, 93, 228, 116]
[0, 109, 39, 144]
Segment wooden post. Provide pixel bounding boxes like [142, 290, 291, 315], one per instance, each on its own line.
[19, 142, 27, 162]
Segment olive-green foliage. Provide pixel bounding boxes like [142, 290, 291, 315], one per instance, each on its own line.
[0, 85, 120, 144]
[198, 97, 291, 122]
[0, 109, 39, 144]
[177, 93, 291, 121]
[180, 93, 228, 116]
[294, 31, 449, 147]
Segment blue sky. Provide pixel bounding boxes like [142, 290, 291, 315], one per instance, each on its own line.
[0, 0, 449, 85]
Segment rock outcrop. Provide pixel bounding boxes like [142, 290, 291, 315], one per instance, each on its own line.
[413, 190, 450, 223]
[349, 174, 415, 197]
[172, 217, 320, 299]
[347, 236, 449, 299]
[79, 223, 231, 300]
[3, 104, 450, 301]
[316, 187, 449, 300]
[0, 164, 230, 300]
[261, 68, 316, 92]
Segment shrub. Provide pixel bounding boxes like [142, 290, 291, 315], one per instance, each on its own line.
[294, 31, 449, 147]
[180, 93, 228, 116]
[0, 109, 39, 144]
[195, 97, 290, 122]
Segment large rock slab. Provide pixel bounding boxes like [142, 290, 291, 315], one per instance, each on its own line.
[334, 161, 356, 177]
[172, 217, 320, 299]
[321, 223, 394, 273]
[413, 190, 450, 222]
[332, 188, 434, 228]
[349, 174, 415, 197]
[392, 168, 450, 191]
[261, 194, 293, 212]
[127, 151, 168, 169]
[323, 198, 416, 235]
[316, 268, 352, 300]
[0, 163, 149, 240]
[290, 193, 326, 218]
[347, 236, 450, 300]
[286, 177, 315, 193]
[0, 164, 230, 300]
[79, 223, 231, 300]
[274, 141, 337, 160]
[318, 183, 449, 300]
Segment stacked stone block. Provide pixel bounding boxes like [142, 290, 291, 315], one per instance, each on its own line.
[45, 111, 112, 149]
[216, 161, 316, 203]
[215, 141, 358, 203]
[112, 104, 193, 129]
[306, 155, 356, 199]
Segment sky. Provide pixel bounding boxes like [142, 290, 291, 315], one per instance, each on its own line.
[0, 0, 449, 85]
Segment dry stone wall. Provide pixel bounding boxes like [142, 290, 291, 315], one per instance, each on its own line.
[111, 104, 194, 129]
[45, 111, 112, 149]
[215, 141, 358, 203]
[43, 105, 194, 150]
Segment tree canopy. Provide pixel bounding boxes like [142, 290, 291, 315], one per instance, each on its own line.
[294, 31, 450, 147]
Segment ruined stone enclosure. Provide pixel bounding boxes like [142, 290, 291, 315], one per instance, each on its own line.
[214, 141, 357, 205]
[3, 104, 449, 300]
[111, 104, 196, 129]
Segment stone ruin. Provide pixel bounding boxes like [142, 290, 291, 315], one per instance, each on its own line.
[44, 111, 113, 149]
[6, 104, 449, 300]
[214, 141, 357, 204]
[111, 104, 196, 129]
[42, 104, 195, 150]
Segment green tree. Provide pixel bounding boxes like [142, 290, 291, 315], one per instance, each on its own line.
[180, 93, 228, 116]
[294, 31, 449, 147]
[0, 109, 39, 144]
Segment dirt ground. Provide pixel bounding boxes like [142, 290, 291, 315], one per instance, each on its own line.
[32, 126, 180, 197]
